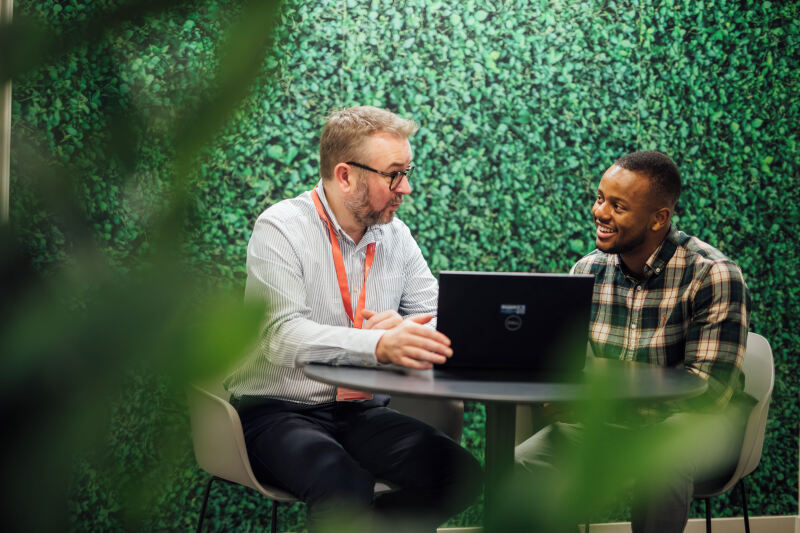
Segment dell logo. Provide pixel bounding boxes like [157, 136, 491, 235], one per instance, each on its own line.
[504, 315, 523, 331]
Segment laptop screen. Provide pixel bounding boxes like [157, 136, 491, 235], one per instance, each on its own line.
[435, 271, 594, 378]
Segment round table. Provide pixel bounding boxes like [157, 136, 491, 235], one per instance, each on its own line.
[304, 357, 708, 526]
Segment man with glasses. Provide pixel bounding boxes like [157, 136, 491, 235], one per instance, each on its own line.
[225, 106, 481, 531]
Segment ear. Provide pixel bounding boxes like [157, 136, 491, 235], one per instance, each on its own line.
[333, 162, 355, 193]
[650, 207, 672, 232]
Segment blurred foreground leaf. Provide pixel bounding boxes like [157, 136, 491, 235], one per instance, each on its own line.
[1, 0, 282, 530]
[486, 367, 745, 532]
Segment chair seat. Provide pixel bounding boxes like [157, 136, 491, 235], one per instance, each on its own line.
[248, 477, 397, 502]
[693, 467, 736, 498]
[374, 481, 398, 494]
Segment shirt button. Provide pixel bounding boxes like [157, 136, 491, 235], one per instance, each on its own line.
[636, 285, 642, 291]
[631, 323, 637, 329]
[655, 267, 661, 273]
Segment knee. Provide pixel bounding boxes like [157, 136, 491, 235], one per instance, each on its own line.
[433, 440, 482, 500]
[514, 422, 577, 474]
[304, 458, 375, 510]
[458, 446, 484, 500]
[515, 437, 554, 474]
[394, 431, 483, 502]
[428, 436, 484, 508]
[515, 442, 557, 474]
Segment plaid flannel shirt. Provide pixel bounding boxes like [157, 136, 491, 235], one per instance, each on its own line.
[571, 225, 750, 412]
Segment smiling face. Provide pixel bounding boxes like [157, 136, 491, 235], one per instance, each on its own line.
[343, 132, 412, 227]
[592, 165, 660, 256]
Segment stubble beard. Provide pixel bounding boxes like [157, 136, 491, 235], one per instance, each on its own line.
[344, 177, 401, 228]
[598, 225, 649, 255]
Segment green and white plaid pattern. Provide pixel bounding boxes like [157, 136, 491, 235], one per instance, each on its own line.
[572, 225, 750, 410]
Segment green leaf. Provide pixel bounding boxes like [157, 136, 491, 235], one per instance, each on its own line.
[266, 144, 284, 160]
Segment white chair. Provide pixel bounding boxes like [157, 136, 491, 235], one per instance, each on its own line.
[693, 332, 775, 533]
[187, 380, 464, 533]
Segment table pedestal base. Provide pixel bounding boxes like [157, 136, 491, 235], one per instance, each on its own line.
[484, 402, 516, 531]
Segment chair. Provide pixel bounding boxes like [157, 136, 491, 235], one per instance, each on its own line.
[187, 380, 464, 533]
[693, 331, 774, 533]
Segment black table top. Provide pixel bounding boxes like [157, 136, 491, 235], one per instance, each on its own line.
[303, 357, 708, 404]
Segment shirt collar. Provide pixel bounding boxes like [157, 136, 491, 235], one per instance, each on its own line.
[313, 180, 384, 246]
[644, 224, 679, 276]
[612, 224, 679, 279]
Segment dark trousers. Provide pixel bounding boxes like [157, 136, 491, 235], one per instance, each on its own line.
[234, 395, 482, 532]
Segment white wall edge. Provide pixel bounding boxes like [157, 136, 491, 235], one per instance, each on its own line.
[0, 0, 12, 225]
[436, 514, 800, 533]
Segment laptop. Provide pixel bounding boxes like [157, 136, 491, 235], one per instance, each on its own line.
[435, 271, 594, 381]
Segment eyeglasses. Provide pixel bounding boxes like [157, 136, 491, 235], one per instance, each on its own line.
[346, 161, 414, 191]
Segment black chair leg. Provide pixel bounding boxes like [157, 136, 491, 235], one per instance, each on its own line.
[271, 500, 279, 533]
[584, 523, 590, 532]
[704, 497, 711, 533]
[197, 476, 216, 533]
[739, 479, 750, 533]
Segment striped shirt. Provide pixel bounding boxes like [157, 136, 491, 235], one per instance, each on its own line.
[224, 181, 438, 404]
[571, 224, 750, 410]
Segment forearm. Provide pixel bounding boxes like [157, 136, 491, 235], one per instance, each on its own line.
[262, 314, 384, 367]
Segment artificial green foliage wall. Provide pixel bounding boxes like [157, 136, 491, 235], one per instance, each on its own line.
[9, 0, 799, 530]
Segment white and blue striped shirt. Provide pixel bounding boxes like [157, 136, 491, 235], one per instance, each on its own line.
[224, 181, 439, 404]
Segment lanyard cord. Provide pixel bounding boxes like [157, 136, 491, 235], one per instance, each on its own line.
[311, 188, 376, 329]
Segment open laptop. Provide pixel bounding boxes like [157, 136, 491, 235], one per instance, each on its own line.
[435, 271, 594, 381]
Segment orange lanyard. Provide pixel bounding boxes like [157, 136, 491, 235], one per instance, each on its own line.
[311, 188, 376, 329]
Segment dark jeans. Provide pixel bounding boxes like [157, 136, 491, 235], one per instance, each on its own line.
[233, 394, 482, 532]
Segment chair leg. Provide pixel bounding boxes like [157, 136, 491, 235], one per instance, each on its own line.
[704, 497, 711, 533]
[584, 523, 590, 532]
[196, 476, 216, 533]
[271, 500, 279, 533]
[739, 479, 750, 533]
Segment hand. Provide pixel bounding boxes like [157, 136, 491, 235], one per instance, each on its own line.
[361, 309, 403, 331]
[374, 314, 453, 370]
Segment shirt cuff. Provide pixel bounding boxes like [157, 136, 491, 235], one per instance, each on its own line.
[345, 328, 384, 366]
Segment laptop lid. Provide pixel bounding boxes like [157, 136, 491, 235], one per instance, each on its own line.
[435, 271, 594, 379]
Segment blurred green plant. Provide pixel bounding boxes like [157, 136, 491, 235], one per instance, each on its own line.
[1, 0, 281, 530]
[489, 370, 747, 532]
[4, 0, 799, 530]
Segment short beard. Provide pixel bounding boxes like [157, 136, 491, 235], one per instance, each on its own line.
[599, 226, 648, 255]
[344, 177, 400, 227]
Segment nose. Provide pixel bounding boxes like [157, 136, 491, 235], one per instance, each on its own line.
[395, 174, 412, 195]
[593, 199, 609, 221]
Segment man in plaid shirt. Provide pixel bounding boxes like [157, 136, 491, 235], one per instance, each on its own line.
[516, 151, 751, 533]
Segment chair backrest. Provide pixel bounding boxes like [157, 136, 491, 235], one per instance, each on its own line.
[696, 332, 775, 497]
[186, 382, 297, 501]
[390, 396, 464, 442]
[733, 332, 775, 478]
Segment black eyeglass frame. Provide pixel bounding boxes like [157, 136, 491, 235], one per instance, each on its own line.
[346, 161, 414, 191]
